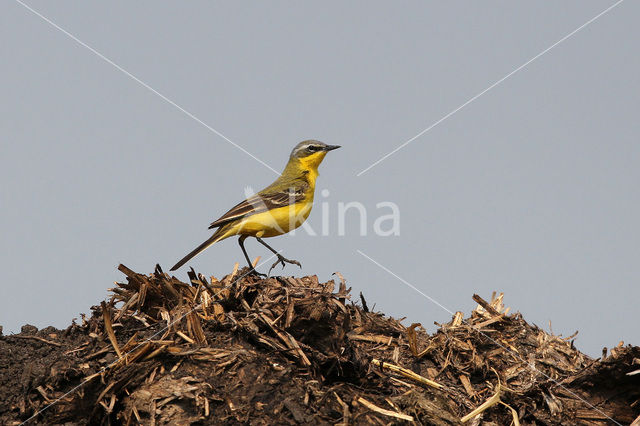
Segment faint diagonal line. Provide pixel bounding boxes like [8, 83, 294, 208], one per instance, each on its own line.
[14, 0, 279, 175]
[18, 252, 281, 425]
[357, 250, 455, 315]
[357, 0, 625, 177]
[356, 249, 623, 426]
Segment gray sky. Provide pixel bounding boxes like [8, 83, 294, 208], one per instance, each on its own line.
[1, 1, 638, 357]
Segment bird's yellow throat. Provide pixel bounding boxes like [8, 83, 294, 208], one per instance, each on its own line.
[285, 150, 328, 187]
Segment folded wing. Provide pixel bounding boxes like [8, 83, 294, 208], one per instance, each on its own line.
[208, 188, 306, 229]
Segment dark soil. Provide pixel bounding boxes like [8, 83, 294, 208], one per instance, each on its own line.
[0, 265, 638, 425]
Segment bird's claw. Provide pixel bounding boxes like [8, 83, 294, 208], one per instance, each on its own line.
[268, 254, 302, 277]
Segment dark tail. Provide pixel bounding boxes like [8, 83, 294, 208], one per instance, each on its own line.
[170, 232, 224, 271]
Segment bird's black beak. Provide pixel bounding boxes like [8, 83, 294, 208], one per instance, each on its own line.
[324, 145, 341, 151]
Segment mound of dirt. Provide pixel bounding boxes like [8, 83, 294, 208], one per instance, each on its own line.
[1, 264, 638, 425]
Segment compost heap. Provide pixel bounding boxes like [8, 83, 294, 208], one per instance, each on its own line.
[1, 264, 638, 425]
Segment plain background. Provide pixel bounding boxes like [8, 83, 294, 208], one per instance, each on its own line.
[1, 1, 638, 357]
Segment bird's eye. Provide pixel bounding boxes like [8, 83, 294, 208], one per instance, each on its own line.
[307, 145, 319, 152]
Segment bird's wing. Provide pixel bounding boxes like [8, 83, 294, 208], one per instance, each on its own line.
[208, 187, 307, 229]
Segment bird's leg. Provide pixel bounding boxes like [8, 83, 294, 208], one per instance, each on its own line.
[255, 237, 302, 275]
[238, 236, 265, 277]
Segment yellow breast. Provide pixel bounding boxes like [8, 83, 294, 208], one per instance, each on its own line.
[223, 201, 313, 239]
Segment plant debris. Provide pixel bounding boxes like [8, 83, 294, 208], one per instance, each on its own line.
[0, 263, 638, 425]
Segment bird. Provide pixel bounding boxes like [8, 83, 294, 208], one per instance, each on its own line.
[170, 140, 340, 275]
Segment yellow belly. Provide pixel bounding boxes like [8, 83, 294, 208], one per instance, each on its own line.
[221, 202, 313, 239]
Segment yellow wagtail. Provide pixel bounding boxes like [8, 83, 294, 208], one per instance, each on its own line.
[170, 140, 340, 274]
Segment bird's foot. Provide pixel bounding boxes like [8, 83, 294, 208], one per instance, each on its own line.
[268, 254, 302, 276]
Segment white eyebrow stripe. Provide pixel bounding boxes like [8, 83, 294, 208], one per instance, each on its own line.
[294, 144, 312, 154]
[290, 140, 326, 157]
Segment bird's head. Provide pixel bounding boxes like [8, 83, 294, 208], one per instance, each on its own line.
[289, 140, 340, 170]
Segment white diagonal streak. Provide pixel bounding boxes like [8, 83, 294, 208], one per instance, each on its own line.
[356, 250, 454, 315]
[14, 0, 279, 175]
[357, 0, 625, 176]
[356, 249, 623, 425]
